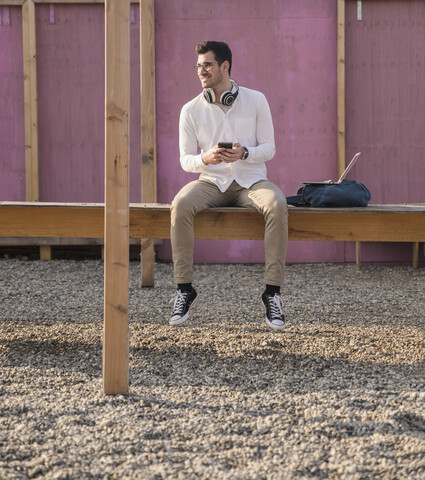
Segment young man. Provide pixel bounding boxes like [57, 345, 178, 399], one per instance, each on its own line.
[170, 41, 288, 331]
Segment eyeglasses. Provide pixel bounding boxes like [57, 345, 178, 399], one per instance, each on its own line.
[193, 61, 222, 72]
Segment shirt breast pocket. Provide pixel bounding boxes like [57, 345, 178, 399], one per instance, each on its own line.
[234, 118, 256, 145]
[194, 121, 213, 147]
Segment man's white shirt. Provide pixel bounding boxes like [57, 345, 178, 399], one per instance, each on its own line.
[179, 86, 275, 192]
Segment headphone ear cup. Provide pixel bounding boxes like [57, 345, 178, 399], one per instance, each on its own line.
[220, 80, 239, 106]
[220, 91, 235, 106]
[203, 88, 215, 103]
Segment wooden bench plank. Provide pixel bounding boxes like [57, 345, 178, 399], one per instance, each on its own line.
[287, 209, 425, 242]
[1, 202, 425, 243]
[0, 203, 104, 238]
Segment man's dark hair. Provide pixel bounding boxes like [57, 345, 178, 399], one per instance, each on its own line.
[196, 41, 232, 75]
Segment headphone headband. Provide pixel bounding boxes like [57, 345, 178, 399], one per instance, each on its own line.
[203, 79, 239, 106]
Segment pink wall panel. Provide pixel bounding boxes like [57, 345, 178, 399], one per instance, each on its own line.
[0, 7, 26, 201]
[155, 0, 342, 264]
[36, 4, 141, 203]
[344, 0, 425, 265]
[36, 5, 104, 202]
[345, 0, 425, 204]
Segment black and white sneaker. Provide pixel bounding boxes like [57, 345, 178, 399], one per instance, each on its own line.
[262, 292, 285, 331]
[169, 289, 198, 326]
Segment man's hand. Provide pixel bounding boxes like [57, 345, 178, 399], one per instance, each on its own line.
[201, 146, 224, 165]
[201, 143, 244, 165]
[220, 142, 244, 163]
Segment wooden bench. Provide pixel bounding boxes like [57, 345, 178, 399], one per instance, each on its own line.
[0, 202, 424, 285]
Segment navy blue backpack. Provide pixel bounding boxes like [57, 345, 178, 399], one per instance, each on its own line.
[286, 179, 371, 208]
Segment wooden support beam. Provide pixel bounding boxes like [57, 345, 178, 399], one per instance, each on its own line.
[140, 0, 157, 205]
[337, 0, 345, 177]
[413, 242, 419, 269]
[104, 0, 130, 395]
[22, 0, 48, 261]
[141, 238, 154, 282]
[39, 245, 52, 260]
[22, 0, 39, 202]
[355, 241, 361, 267]
[140, 0, 157, 287]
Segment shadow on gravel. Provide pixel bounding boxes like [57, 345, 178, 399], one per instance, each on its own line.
[2, 330, 424, 398]
[2, 317, 424, 393]
[0, 337, 103, 376]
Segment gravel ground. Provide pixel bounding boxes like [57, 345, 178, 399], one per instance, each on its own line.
[0, 258, 424, 480]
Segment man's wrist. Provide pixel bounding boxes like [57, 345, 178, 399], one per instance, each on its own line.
[241, 147, 249, 160]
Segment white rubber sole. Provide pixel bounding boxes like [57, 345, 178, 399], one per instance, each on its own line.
[265, 316, 285, 331]
[169, 297, 198, 326]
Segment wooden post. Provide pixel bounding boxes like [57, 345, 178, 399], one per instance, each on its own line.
[22, 0, 38, 202]
[337, 0, 345, 177]
[40, 245, 52, 260]
[355, 241, 361, 268]
[23, 0, 50, 259]
[104, 0, 130, 395]
[140, 0, 157, 287]
[412, 242, 419, 269]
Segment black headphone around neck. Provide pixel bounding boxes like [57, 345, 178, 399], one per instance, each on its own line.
[203, 79, 239, 106]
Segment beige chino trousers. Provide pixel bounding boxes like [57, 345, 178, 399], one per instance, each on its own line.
[171, 179, 288, 286]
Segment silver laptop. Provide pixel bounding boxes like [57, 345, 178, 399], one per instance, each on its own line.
[301, 152, 361, 185]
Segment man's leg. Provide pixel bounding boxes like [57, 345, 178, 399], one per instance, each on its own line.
[171, 179, 227, 284]
[233, 180, 288, 286]
[232, 180, 288, 330]
[170, 179, 226, 325]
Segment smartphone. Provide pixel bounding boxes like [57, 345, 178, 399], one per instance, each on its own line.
[218, 142, 233, 149]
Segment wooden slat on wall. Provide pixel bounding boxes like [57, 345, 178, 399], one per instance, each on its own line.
[104, 0, 130, 395]
[337, 0, 345, 177]
[140, 0, 157, 287]
[22, 0, 39, 202]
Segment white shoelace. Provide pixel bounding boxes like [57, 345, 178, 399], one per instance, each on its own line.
[268, 294, 284, 321]
[171, 290, 189, 315]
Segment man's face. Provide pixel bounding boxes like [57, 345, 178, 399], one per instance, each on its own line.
[196, 51, 224, 90]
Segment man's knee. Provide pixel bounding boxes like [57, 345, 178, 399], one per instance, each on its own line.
[171, 192, 198, 222]
[264, 192, 288, 219]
